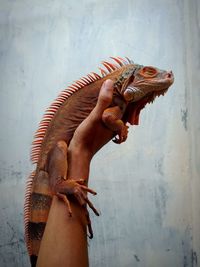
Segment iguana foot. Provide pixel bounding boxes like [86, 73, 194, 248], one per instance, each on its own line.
[113, 124, 129, 144]
[56, 179, 99, 215]
[55, 179, 99, 237]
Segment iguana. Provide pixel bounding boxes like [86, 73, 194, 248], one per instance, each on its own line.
[24, 57, 174, 266]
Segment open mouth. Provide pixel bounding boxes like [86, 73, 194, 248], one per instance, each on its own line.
[123, 71, 174, 126]
[124, 91, 166, 125]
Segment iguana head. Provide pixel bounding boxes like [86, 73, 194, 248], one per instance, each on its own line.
[118, 64, 174, 125]
[123, 64, 174, 102]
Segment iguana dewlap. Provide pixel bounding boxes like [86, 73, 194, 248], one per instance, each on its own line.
[24, 57, 174, 267]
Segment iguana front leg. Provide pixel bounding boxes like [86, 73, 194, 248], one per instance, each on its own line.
[102, 106, 129, 144]
[47, 140, 98, 237]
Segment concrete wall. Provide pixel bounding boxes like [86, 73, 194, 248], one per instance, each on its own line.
[0, 0, 199, 266]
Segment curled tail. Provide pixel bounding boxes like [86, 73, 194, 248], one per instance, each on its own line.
[24, 170, 53, 267]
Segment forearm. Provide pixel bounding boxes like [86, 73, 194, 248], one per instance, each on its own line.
[67, 146, 92, 182]
[37, 147, 92, 267]
[36, 80, 114, 267]
[37, 196, 89, 267]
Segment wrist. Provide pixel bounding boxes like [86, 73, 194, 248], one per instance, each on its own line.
[67, 142, 93, 181]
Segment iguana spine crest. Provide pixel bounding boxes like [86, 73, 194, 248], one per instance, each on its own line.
[31, 57, 131, 164]
[25, 57, 131, 257]
[24, 170, 35, 255]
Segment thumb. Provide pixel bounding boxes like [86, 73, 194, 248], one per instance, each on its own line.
[93, 79, 114, 117]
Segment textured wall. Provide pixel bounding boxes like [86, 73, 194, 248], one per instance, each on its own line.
[0, 0, 199, 266]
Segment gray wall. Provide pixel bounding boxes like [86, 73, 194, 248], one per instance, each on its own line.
[0, 0, 199, 266]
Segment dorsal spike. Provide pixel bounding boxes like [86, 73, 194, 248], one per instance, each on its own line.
[87, 74, 96, 82]
[32, 139, 43, 145]
[30, 56, 132, 164]
[102, 62, 113, 72]
[67, 86, 77, 92]
[43, 115, 54, 120]
[91, 72, 101, 79]
[117, 56, 129, 65]
[46, 108, 58, 113]
[39, 121, 50, 126]
[103, 61, 117, 71]
[71, 83, 81, 89]
[31, 152, 40, 157]
[34, 133, 45, 139]
[24, 169, 36, 254]
[50, 102, 61, 107]
[76, 80, 87, 86]
[37, 125, 48, 130]
[80, 77, 90, 84]
[89, 73, 98, 81]
[84, 76, 92, 83]
[35, 127, 46, 132]
[98, 67, 108, 76]
[59, 91, 71, 97]
[110, 57, 124, 67]
[45, 109, 56, 114]
[125, 57, 133, 64]
[31, 146, 41, 150]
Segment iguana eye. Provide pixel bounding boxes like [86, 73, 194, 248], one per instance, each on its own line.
[139, 66, 158, 78]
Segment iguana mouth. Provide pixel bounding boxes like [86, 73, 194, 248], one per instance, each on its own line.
[124, 87, 169, 125]
[124, 70, 174, 125]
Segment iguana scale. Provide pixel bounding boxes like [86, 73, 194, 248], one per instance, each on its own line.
[24, 57, 174, 266]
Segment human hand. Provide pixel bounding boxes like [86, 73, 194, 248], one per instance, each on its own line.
[68, 79, 115, 160]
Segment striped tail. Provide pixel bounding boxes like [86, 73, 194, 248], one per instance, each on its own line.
[24, 170, 53, 267]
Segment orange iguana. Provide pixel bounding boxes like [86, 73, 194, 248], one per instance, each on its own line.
[24, 57, 174, 266]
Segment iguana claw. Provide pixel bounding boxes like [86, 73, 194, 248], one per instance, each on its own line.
[112, 124, 129, 144]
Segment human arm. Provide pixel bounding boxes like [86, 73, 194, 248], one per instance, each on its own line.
[36, 79, 114, 267]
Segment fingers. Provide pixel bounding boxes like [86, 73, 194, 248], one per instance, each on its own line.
[79, 184, 97, 195]
[75, 179, 97, 195]
[57, 179, 99, 220]
[85, 209, 93, 239]
[74, 191, 85, 206]
[74, 189, 99, 216]
[84, 197, 100, 216]
[57, 186, 98, 240]
[98, 79, 114, 106]
[73, 188, 99, 216]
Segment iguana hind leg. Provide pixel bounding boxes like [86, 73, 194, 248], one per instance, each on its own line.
[47, 140, 98, 236]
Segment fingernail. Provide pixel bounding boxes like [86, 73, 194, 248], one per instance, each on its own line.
[104, 79, 114, 87]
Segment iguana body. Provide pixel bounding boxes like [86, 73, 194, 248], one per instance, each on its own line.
[24, 57, 174, 266]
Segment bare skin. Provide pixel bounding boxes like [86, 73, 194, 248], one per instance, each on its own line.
[37, 80, 115, 267]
